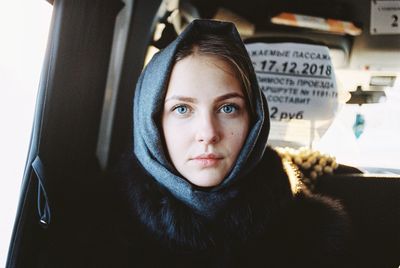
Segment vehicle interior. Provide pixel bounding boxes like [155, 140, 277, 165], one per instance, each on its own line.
[6, 0, 400, 267]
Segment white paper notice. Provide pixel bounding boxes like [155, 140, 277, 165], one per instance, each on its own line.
[246, 42, 339, 147]
[246, 42, 338, 121]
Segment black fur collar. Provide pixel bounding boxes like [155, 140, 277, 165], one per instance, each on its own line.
[118, 147, 293, 251]
[117, 146, 350, 263]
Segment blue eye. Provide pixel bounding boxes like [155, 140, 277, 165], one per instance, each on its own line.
[220, 104, 238, 114]
[174, 105, 189, 114]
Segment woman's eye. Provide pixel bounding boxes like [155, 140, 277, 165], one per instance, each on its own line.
[220, 104, 238, 114]
[173, 105, 189, 115]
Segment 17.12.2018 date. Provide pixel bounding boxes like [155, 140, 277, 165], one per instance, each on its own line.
[254, 60, 332, 77]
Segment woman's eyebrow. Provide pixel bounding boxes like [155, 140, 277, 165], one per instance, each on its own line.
[165, 93, 245, 103]
[165, 95, 197, 103]
[215, 93, 245, 102]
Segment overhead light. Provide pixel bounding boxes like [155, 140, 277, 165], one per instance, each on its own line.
[271, 12, 362, 36]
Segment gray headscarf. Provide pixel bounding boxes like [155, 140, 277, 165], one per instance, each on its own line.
[133, 19, 270, 217]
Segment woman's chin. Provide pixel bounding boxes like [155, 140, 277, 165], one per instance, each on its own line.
[184, 171, 226, 188]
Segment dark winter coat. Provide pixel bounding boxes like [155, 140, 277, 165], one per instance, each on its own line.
[109, 146, 352, 268]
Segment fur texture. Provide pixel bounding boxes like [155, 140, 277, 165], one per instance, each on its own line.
[112, 147, 352, 267]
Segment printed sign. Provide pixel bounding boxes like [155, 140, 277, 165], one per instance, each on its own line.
[371, 0, 400, 34]
[246, 42, 338, 121]
[246, 42, 339, 147]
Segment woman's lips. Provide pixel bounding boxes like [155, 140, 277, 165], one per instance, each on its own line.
[191, 154, 223, 167]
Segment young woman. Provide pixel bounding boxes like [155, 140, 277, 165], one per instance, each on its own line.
[111, 19, 351, 267]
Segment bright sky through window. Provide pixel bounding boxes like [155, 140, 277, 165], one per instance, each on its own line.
[316, 70, 400, 171]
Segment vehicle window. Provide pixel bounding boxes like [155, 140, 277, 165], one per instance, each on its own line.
[0, 2, 52, 266]
[316, 70, 400, 173]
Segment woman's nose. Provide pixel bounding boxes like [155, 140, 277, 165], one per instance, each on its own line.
[195, 113, 220, 144]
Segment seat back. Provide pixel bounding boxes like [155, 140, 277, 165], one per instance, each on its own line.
[316, 174, 400, 268]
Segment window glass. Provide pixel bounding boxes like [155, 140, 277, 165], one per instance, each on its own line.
[315, 70, 400, 173]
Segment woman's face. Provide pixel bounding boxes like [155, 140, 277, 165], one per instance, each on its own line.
[162, 54, 250, 187]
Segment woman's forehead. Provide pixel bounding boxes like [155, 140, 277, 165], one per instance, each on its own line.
[165, 54, 244, 99]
